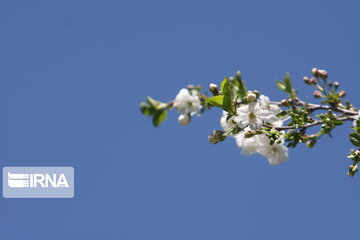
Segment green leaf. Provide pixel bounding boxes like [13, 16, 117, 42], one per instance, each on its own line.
[220, 78, 228, 93]
[276, 80, 286, 91]
[217, 77, 238, 114]
[276, 73, 296, 98]
[354, 119, 360, 133]
[276, 110, 288, 118]
[146, 97, 158, 108]
[152, 110, 167, 127]
[350, 132, 360, 147]
[334, 120, 343, 126]
[140, 102, 153, 116]
[233, 72, 247, 99]
[205, 95, 224, 108]
[221, 78, 234, 114]
[284, 73, 292, 94]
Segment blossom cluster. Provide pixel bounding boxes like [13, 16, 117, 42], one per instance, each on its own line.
[220, 94, 288, 165]
[171, 88, 288, 165]
[140, 69, 360, 176]
[173, 88, 202, 126]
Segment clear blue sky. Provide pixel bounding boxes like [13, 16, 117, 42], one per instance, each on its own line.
[1, 0, 360, 239]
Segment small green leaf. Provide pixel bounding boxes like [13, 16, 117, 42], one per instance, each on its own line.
[233, 72, 247, 99]
[276, 73, 296, 98]
[146, 97, 158, 108]
[276, 111, 288, 118]
[334, 120, 343, 126]
[276, 80, 286, 91]
[152, 110, 168, 127]
[217, 77, 235, 114]
[222, 78, 234, 114]
[205, 95, 224, 108]
[220, 78, 228, 93]
[140, 102, 153, 116]
[354, 119, 360, 133]
[284, 73, 292, 94]
[350, 132, 360, 147]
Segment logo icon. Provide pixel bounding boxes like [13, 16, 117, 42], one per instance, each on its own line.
[7, 173, 30, 188]
[3, 167, 74, 198]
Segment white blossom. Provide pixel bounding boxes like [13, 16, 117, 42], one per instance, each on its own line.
[258, 95, 283, 127]
[218, 93, 288, 165]
[257, 142, 288, 165]
[258, 95, 281, 115]
[235, 127, 268, 155]
[220, 110, 235, 132]
[173, 88, 202, 116]
[234, 121, 288, 165]
[234, 102, 272, 130]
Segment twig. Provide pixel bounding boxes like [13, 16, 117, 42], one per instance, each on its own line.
[270, 101, 359, 115]
[265, 115, 357, 131]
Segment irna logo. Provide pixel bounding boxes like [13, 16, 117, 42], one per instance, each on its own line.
[3, 167, 74, 198]
[8, 172, 69, 188]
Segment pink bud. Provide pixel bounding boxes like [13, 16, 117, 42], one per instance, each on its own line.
[313, 90, 322, 98]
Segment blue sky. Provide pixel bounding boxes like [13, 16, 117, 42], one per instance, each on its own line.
[0, 0, 360, 239]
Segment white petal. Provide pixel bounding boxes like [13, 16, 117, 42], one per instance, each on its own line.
[238, 119, 249, 129]
[258, 144, 288, 165]
[269, 104, 281, 115]
[272, 120, 284, 127]
[259, 95, 270, 107]
[248, 118, 262, 130]
[220, 111, 236, 132]
[256, 108, 271, 117]
[235, 134, 260, 155]
[241, 143, 258, 155]
[237, 105, 249, 115]
[173, 88, 202, 115]
[248, 102, 257, 112]
[261, 114, 279, 123]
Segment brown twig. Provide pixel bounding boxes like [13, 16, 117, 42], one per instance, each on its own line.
[270, 101, 358, 115]
[264, 115, 356, 131]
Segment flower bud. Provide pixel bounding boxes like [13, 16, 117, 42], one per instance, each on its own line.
[339, 90, 346, 98]
[313, 90, 322, 98]
[348, 164, 358, 177]
[280, 99, 289, 107]
[287, 98, 294, 106]
[312, 68, 319, 77]
[303, 76, 311, 85]
[178, 114, 190, 126]
[310, 77, 317, 84]
[252, 90, 259, 96]
[318, 69, 328, 80]
[209, 83, 219, 96]
[328, 81, 333, 87]
[333, 81, 340, 89]
[208, 130, 225, 144]
[246, 91, 257, 102]
[306, 139, 317, 148]
[244, 131, 255, 138]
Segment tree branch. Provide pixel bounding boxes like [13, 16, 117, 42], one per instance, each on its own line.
[265, 115, 357, 131]
[270, 101, 359, 115]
